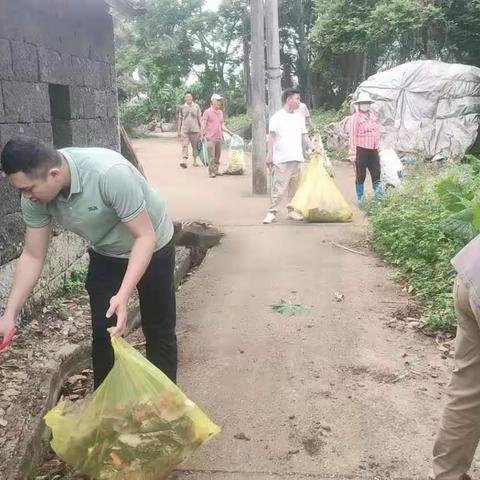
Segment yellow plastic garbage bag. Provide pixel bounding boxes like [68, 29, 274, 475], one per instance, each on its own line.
[224, 134, 245, 175]
[44, 337, 220, 480]
[291, 154, 353, 222]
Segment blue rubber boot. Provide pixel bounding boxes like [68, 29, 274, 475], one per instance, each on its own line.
[355, 183, 365, 206]
[373, 180, 383, 199]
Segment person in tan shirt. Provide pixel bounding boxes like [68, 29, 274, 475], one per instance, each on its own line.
[177, 92, 202, 168]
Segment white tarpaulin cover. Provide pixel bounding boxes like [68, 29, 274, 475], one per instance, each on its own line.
[353, 60, 480, 161]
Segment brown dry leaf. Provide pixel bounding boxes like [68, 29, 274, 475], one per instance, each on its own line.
[0, 419, 7, 427]
[109, 451, 124, 468]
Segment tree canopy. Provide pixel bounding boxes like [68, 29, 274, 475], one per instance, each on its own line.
[113, 0, 480, 122]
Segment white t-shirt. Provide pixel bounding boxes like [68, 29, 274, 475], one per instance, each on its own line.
[269, 108, 306, 164]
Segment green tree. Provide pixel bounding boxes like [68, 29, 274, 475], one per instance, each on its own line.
[309, 0, 480, 107]
[278, 0, 316, 104]
[114, 0, 248, 123]
[188, 0, 246, 112]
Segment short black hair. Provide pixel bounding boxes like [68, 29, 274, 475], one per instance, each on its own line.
[0, 136, 61, 176]
[281, 88, 301, 104]
[184, 91, 194, 97]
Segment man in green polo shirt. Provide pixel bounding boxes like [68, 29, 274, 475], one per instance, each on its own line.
[0, 136, 177, 388]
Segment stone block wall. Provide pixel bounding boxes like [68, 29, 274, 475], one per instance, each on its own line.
[0, 0, 119, 318]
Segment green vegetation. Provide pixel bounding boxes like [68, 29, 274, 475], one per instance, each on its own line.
[226, 113, 251, 134]
[113, 0, 480, 130]
[368, 157, 480, 332]
[63, 265, 88, 297]
[310, 109, 344, 130]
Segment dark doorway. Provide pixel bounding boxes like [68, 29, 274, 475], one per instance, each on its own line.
[49, 84, 72, 148]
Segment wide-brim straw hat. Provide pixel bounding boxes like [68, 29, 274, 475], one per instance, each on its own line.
[352, 91, 374, 104]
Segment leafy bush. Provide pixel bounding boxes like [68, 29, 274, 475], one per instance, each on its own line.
[310, 108, 347, 161]
[119, 84, 186, 137]
[120, 104, 152, 138]
[368, 158, 480, 332]
[310, 108, 344, 129]
[226, 113, 251, 134]
[63, 265, 88, 297]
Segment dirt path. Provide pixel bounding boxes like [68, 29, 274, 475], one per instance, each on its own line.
[135, 137, 476, 480]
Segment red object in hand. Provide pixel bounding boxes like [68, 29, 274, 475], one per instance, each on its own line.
[0, 328, 16, 352]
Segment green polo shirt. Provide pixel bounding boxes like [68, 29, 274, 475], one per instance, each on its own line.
[21, 147, 173, 258]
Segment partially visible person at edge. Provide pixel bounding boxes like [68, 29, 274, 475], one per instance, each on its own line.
[298, 101, 312, 131]
[177, 91, 202, 169]
[298, 100, 313, 160]
[429, 235, 480, 480]
[348, 91, 381, 205]
[263, 88, 317, 225]
[201, 94, 234, 178]
[0, 137, 177, 390]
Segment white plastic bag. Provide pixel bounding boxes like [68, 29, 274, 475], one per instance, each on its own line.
[380, 149, 403, 187]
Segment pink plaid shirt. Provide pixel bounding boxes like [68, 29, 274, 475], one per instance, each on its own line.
[348, 111, 380, 155]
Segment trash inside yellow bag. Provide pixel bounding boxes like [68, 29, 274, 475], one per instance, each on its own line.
[225, 135, 245, 175]
[44, 337, 220, 480]
[292, 154, 353, 222]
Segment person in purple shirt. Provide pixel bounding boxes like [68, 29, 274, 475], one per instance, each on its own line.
[429, 235, 480, 480]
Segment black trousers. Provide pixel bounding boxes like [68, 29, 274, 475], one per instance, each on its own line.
[85, 238, 177, 389]
[355, 146, 381, 185]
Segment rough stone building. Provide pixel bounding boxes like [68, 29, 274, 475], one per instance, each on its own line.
[0, 0, 119, 314]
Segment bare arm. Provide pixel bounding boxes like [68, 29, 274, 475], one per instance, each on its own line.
[4, 225, 51, 318]
[348, 114, 358, 158]
[107, 210, 156, 336]
[222, 121, 234, 136]
[303, 133, 316, 151]
[177, 108, 183, 136]
[0, 224, 52, 350]
[197, 105, 202, 130]
[201, 117, 208, 138]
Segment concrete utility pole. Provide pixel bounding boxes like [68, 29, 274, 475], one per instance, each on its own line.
[250, 0, 267, 194]
[265, 0, 282, 117]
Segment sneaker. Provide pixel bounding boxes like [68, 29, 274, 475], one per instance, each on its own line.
[209, 173, 216, 178]
[287, 211, 303, 221]
[263, 212, 276, 224]
[180, 162, 187, 169]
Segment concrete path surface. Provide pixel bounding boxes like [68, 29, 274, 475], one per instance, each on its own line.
[133, 137, 475, 480]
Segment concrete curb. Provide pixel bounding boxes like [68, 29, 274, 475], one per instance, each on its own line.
[9, 224, 222, 479]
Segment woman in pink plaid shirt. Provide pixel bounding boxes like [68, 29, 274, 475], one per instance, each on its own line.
[348, 92, 381, 204]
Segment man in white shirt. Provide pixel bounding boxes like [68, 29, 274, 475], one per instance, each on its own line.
[263, 88, 316, 224]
